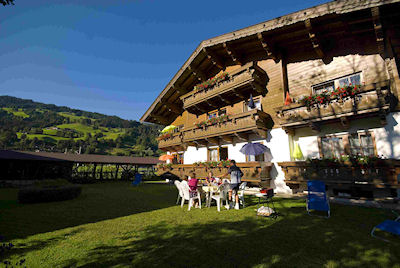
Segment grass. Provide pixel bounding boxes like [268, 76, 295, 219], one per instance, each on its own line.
[2, 107, 29, 118]
[16, 133, 70, 141]
[58, 112, 92, 122]
[0, 182, 399, 267]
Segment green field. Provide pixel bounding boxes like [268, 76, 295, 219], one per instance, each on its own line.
[58, 112, 92, 121]
[0, 182, 399, 267]
[16, 133, 71, 141]
[2, 107, 29, 118]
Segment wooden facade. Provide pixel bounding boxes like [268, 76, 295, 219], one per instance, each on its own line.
[142, 0, 400, 194]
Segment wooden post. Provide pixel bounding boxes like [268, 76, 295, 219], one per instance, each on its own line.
[100, 164, 104, 180]
[115, 165, 119, 180]
[92, 163, 97, 179]
[281, 52, 289, 101]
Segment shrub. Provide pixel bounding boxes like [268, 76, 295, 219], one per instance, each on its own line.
[18, 185, 82, 204]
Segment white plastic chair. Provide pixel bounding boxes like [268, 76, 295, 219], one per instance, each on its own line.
[174, 180, 183, 205]
[210, 183, 229, 212]
[237, 182, 247, 208]
[180, 181, 201, 211]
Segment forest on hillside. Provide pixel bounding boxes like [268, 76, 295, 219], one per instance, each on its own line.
[0, 96, 162, 156]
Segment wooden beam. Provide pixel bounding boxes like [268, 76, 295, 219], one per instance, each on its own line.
[163, 103, 181, 115]
[257, 32, 277, 62]
[217, 94, 232, 105]
[371, 7, 385, 57]
[193, 104, 206, 114]
[188, 65, 206, 81]
[202, 47, 225, 70]
[205, 99, 218, 109]
[205, 137, 220, 145]
[151, 115, 169, 125]
[340, 116, 350, 129]
[281, 51, 289, 99]
[283, 127, 295, 136]
[309, 122, 320, 133]
[253, 129, 268, 139]
[234, 132, 248, 141]
[223, 42, 243, 65]
[219, 135, 233, 143]
[304, 19, 332, 64]
[232, 88, 245, 99]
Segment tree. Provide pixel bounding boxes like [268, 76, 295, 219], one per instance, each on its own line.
[1, 0, 14, 6]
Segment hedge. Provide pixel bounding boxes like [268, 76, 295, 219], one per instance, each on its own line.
[18, 185, 82, 204]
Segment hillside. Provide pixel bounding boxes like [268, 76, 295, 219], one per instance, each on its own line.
[0, 96, 162, 156]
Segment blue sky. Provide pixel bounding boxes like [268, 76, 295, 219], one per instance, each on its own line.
[0, 0, 329, 120]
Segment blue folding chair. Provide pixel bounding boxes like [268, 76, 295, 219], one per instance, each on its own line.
[132, 173, 142, 186]
[371, 211, 400, 242]
[306, 180, 330, 218]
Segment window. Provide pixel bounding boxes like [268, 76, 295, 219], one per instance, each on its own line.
[246, 154, 265, 162]
[244, 97, 262, 112]
[208, 147, 229, 161]
[318, 131, 376, 158]
[208, 109, 226, 119]
[219, 147, 228, 161]
[338, 73, 361, 87]
[312, 81, 335, 95]
[172, 153, 184, 164]
[348, 132, 375, 156]
[320, 136, 345, 158]
[208, 148, 219, 161]
[245, 142, 265, 162]
[312, 72, 363, 94]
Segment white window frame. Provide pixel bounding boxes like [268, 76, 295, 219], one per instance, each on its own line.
[312, 72, 364, 94]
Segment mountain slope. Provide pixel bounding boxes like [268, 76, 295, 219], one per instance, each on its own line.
[0, 96, 162, 156]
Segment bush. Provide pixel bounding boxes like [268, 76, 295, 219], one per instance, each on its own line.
[143, 174, 161, 181]
[18, 185, 82, 204]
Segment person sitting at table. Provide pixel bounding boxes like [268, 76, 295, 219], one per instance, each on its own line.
[188, 172, 199, 208]
[205, 171, 216, 185]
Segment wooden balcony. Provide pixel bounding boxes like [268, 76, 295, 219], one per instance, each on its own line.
[158, 110, 273, 151]
[278, 160, 400, 197]
[180, 62, 269, 115]
[156, 162, 273, 187]
[275, 81, 394, 130]
[158, 132, 183, 151]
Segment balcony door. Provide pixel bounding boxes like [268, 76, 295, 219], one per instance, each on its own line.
[208, 147, 228, 161]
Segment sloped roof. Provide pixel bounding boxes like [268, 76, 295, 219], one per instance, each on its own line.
[140, 0, 400, 125]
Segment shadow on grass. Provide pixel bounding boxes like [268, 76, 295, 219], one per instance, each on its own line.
[60, 200, 400, 268]
[0, 182, 177, 240]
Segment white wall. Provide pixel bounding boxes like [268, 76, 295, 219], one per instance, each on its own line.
[374, 112, 400, 159]
[181, 128, 292, 194]
[292, 112, 400, 160]
[264, 128, 292, 194]
[183, 146, 207, 164]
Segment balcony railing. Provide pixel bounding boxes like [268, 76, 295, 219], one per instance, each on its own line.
[158, 132, 183, 151]
[158, 109, 273, 151]
[156, 162, 272, 187]
[278, 160, 400, 196]
[180, 62, 269, 115]
[275, 81, 393, 128]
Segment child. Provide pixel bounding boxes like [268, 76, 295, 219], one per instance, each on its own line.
[188, 172, 199, 208]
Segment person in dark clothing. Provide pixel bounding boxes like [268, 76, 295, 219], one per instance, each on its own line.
[222, 160, 243, 210]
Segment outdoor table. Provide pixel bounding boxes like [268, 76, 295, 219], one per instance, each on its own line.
[201, 185, 219, 207]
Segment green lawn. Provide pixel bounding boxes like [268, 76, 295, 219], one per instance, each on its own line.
[0, 183, 399, 267]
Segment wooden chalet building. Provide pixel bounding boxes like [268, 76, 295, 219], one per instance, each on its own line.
[141, 0, 400, 198]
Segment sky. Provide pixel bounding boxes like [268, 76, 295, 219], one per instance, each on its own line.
[0, 0, 329, 121]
